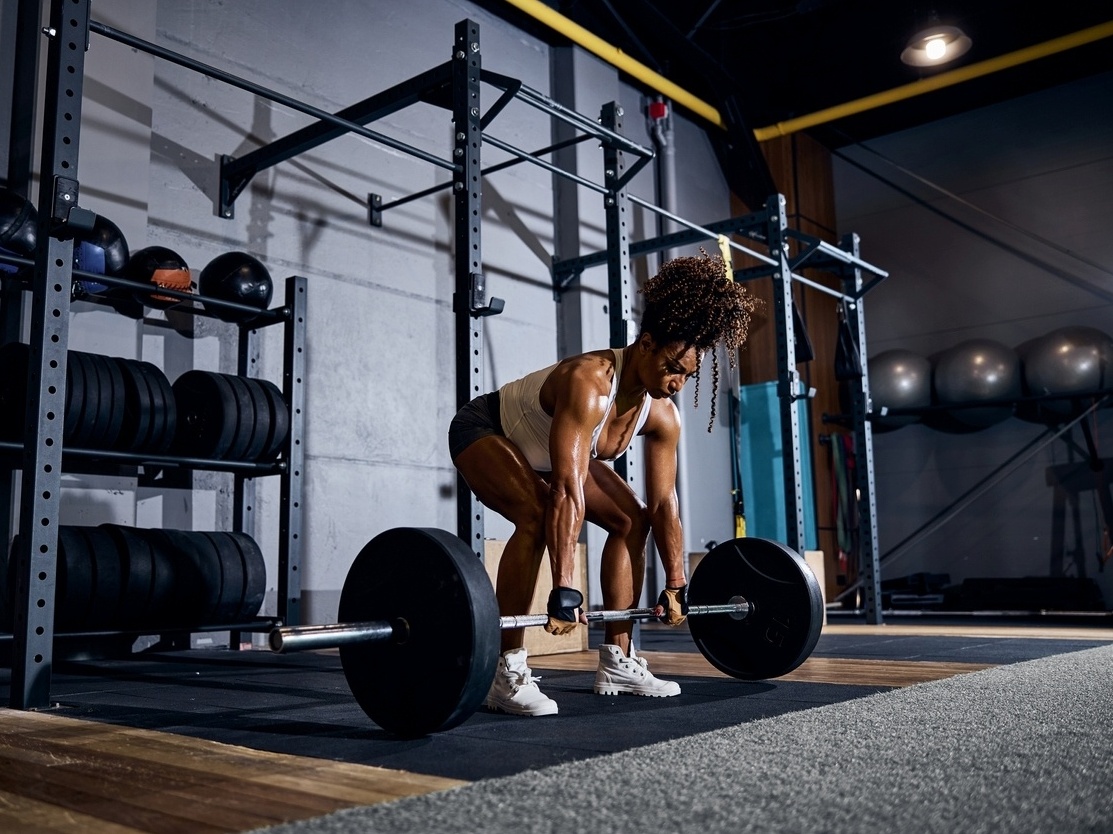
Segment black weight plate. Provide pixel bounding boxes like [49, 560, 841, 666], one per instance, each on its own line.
[101, 524, 155, 627]
[56, 526, 95, 631]
[64, 348, 86, 445]
[165, 529, 215, 626]
[83, 526, 125, 630]
[688, 537, 824, 681]
[200, 531, 245, 624]
[152, 367, 178, 454]
[0, 341, 28, 440]
[80, 353, 108, 448]
[97, 353, 126, 450]
[68, 352, 99, 447]
[226, 531, 266, 620]
[185, 530, 226, 624]
[140, 529, 205, 627]
[172, 370, 238, 459]
[112, 358, 152, 453]
[256, 378, 289, 461]
[339, 527, 500, 737]
[134, 361, 172, 454]
[221, 374, 257, 461]
[138, 528, 178, 628]
[239, 378, 271, 462]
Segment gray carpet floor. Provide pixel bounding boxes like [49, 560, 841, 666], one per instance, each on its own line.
[250, 644, 1113, 834]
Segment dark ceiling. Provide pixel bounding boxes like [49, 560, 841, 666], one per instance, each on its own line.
[477, 1, 1113, 205]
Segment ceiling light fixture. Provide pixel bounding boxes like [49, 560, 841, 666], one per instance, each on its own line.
[900, 16, 972, 67]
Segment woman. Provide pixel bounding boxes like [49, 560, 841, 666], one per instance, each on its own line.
[449, 253, 757, 716]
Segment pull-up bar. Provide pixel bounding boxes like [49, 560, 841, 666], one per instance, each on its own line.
[88, 19, 458, 219]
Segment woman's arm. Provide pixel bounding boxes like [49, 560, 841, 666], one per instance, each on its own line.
[643, 398, 686, 588]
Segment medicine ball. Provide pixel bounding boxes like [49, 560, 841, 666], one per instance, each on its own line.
[72, 214, 129, 296]
[198, 251, 273, 322]
[126, 245, 193, 309]
[867, 349, 931, 431]
[0, 188, 38, 274]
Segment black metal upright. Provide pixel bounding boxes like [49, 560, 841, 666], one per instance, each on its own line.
[10, 0, 90, 709]
[841, 233, 883, 623]
[454, 20, 488, 558]
[765, 194, 807, 553]
[600, 102, 638, 490]
[279, 276, 308, 625]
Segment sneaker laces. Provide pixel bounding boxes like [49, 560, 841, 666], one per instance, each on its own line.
[509, 669, 542, 694]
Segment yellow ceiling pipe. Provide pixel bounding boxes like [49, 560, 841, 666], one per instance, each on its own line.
[755, 19, 1113, 141]
[501, 0, 1113, 142]
[501, 0, 725, 127]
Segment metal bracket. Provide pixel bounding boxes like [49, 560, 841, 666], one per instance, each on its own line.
[466, 272, 504, 318]
[368, 193, 382, 228]
[50, 176, 94, 238]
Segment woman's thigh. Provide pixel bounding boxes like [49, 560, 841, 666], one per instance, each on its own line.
[454, 435, 548, 526]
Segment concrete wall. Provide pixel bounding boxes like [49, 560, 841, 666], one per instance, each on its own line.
[834, 70, 1113, 605]
[6, 0, 735, 625]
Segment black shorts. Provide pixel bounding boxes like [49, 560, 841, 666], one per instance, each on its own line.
[448, 390, 503, 463]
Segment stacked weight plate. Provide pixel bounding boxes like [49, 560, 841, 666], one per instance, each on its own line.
[172, 370, 289, 461]
[2, 526, 266, 632]
[0, 342, 177, 453]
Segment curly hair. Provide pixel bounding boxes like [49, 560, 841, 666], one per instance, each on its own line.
[639, 251, 759, 430]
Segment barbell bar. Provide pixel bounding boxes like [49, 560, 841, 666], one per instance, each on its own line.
[273, 526, 823, 739]
[269, 597, 753, 654]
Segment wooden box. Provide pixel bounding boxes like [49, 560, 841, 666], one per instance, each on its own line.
[483, 540, 590, 656]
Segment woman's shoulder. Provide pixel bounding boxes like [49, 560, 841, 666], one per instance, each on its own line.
[542, 350, 615, 407]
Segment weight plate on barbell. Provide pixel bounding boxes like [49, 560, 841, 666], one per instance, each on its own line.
[338, 527, 500, 738]
[687, 537, 823, 681]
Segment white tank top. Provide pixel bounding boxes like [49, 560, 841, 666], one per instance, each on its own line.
[498, 349, 651, 472]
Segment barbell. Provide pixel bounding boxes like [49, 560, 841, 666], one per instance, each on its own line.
[267, 527, 824, 738]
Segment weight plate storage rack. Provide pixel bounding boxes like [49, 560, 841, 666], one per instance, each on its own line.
[0, 0, 306, 709]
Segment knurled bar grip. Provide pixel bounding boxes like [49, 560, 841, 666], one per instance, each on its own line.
[269, 598, 751, 654]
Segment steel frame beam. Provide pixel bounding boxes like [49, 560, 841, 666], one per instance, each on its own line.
[9, 0, 90, 710]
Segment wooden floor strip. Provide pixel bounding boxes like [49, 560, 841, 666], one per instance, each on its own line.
[0, 709, 465, 834]
[535, 650, 995, 686]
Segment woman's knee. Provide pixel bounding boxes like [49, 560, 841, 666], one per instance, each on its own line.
[604, 503, 651, 544]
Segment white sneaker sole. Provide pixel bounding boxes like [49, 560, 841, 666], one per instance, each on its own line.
[593, 682, 681, 697]
[485, 698, 559, 717]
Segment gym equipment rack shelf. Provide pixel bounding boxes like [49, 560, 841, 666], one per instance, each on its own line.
[0, 0, 306, 710]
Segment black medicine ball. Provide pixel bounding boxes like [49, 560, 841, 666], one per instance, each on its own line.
[198, 251, 273, 321]
[74, 213, 130, 276]
[0, 187, 39, 260]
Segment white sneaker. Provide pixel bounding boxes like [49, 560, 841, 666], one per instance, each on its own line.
[486, 648, 559, 716]
[594, 644, 681, 697]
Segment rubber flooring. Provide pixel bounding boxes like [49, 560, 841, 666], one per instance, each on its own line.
[3, 622, 1110, 782]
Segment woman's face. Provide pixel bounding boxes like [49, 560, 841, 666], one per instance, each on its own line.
[641, 336, 700, 398]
